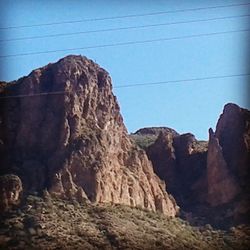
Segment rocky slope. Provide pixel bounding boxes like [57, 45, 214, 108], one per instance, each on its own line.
[0, 55, 178, 216]
[138, 103, 250, 227]
[1, 195, 250, 250]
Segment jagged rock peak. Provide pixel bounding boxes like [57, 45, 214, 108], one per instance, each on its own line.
[207, 128, 240, 206]
[215, 103, 250, 181]
[0, 55, 178, 216]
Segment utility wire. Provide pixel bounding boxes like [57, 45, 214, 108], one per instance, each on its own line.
[0, 28, 249, 59]
[0, 2, 249, 30]
[0, 73, 249, 99]
[1, 14, 249, 42]
[115, 73, 250, 88]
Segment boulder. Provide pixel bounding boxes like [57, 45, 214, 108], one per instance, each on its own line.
[0, 174, 22, 212]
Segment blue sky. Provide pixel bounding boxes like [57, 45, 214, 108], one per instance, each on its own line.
[0, 0, 249, 139]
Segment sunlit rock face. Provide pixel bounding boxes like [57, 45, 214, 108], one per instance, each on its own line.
[207, 128, 240, 206]
[0, 55, 178, 216]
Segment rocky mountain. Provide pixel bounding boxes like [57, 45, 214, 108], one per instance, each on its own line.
[1, 55, 250, 249]
[206, 104, 250, 225]
[0, 55, 178, 216]
[139, 103, 250, 228]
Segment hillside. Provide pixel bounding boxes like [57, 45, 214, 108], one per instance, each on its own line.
[1, 196, 250, 250]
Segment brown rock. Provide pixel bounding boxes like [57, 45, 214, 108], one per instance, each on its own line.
[0, 55, 178, 216]
[215, 103, 250, 184]
[147, 131, 177, 194]
[147, 131, 208, 208]
[207, 128, 240, 206]
[136, 103, 250, 226]
[0, 174, 22, 212]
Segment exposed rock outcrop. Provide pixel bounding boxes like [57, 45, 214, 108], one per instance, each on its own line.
[0, 55, 178, 216]
[142, 103, 250, 227]
[207, 128, 240, 206]
[215, 103, 250, 186]
[0, 174, 22, 212]
[146, 131, 208, 209]
[205, 104, 250, 224]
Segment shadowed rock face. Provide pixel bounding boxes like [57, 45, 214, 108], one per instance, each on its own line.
[0, 55, 178, 216]
[147, 131, 208, 209]
[215, 103, 250, 186]
[0, 174, 22, 212]
[206, 104, 250, 223]
[206, 103, 250, 208]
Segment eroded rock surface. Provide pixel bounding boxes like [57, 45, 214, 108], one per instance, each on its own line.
[206, 104, 250, 224]
[142, 103, 250, 227]
[215, 103, 250, 187]
[207, 128, 240, 206]
[0, 174, 22, 212]
[0, 55, 178, 216]
[147, 131, 208, 209]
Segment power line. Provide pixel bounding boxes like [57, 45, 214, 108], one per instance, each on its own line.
[1, 14, 249, 43]
[1, 2, 249, 30]
[115, 73, 250, 88]
[0, 73, 249, 99]
[0, 28, 249, 59]
[0, 91, 66, 99]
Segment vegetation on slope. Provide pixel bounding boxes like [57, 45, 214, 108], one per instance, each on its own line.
[0, 195, 249, 250]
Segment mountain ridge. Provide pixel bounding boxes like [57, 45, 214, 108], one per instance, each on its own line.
[0, 55, 249, 249]
[0, 55, 178, 216]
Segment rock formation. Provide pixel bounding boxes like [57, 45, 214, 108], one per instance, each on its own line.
[146, 131, 208, 209]
[206, 104, 250, 223]
[142, 103, 250, 226]
[0, 174, 22, 212]
[0, 55, 178, 216]
[207, 128, 240, 206]
[215, 103, 250, 187]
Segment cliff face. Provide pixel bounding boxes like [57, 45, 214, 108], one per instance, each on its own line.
[206, 103, 250, 207]
[143, 103, 250, 226]
[0, 55, 178, 216]
[207, 128, 240, 206]
[147, 131, 208, 209]
[215, 103, 250, 186]
[206, 104, 250, 223]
